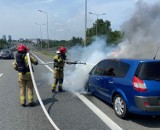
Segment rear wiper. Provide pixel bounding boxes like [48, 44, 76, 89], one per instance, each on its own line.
[143, 78, 160, 81]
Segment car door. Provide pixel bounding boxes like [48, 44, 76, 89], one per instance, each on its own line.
[88, 60, 108, 94]
[97, 60, 119, 102]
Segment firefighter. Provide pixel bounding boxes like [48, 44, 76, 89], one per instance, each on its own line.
[13, 44, 38, 107]
[52, 46, 68, 93]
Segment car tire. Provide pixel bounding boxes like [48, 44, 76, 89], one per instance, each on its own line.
[85, 81, 94, 95]
[113, 94, 128, 119]
[84, 81, 90, 93]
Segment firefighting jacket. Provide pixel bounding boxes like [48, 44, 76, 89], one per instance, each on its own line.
[53, 54, 66, 69]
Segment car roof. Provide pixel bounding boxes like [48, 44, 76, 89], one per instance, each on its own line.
[103, 58, 160, 76]
[105, 58, 160, 63]
[100, 58, 160, 67]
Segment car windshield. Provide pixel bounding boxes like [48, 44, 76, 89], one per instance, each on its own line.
[1, 49, 10, 54]
[137, 62, 160, 80]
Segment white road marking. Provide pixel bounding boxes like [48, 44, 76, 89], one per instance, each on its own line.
[32, 52, 123, 130]
[0, 73, 3, 78]
[76, 93, 123, 130]
[31, 52, 53, 72]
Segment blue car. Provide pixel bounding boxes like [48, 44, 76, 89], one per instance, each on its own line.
[86, 58, 160, 118]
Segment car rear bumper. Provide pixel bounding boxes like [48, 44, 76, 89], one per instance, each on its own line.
[135, 96, 160, 112]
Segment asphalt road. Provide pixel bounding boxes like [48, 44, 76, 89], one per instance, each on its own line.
[0, 52, 160, 130]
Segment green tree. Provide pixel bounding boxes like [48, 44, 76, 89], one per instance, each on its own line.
[68, 37, 83, 47]
[86, 19, 122, 45]
[87, 19, 111, 37]
[107, 31, 123, 44]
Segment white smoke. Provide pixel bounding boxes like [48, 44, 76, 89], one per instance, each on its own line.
[63, 38, 118, 92]
[63, 1, 160, 93]
[118, 1, 160, 58]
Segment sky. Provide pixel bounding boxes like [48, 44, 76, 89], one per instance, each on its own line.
[0, 0, 159, 40]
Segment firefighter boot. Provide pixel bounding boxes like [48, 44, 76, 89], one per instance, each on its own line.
[59, 79, 65, 92]
[29, 102, 36, 107]
[21, 104, 26, 107]
[58, 85, 65, 92]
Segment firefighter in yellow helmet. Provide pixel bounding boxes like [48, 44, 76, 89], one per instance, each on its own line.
[51, 46, 68, 93]
[13, 44, 38, 107]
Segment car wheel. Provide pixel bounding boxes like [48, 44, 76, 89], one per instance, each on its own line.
[85, 80, 94, 95]
[84, 81, 90, 93]
[113, 94, 128, 119]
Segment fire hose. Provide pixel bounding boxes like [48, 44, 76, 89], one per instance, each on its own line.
[27, 53, 60, 130]
[38, 61, 86, 65]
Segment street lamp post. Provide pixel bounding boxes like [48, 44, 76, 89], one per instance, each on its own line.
[89, 12, 106, 36]
[38, 10, 49, 49]
[35, 23, 46, 48]
[84, 0, 87, 47]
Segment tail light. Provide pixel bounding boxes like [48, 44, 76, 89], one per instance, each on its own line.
[132, 76, 147, 92]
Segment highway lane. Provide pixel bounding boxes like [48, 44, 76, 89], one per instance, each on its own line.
[0, 56, 110, 130]
[1, 52, 160, 130]
[0, 59, 53, 130]
[32, 53, 111, 130]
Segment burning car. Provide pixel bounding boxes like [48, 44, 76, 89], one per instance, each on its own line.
[86, 58, 160, 118]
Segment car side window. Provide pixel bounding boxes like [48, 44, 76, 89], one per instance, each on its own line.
[104, 60, 118, 77]
[90, 65, 97, 75]
[118, 61, 130, 77]
[92, 60, 108, 76]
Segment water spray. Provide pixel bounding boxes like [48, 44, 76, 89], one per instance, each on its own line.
[38, 61, 54, 65]
[38, 61, 86, 65]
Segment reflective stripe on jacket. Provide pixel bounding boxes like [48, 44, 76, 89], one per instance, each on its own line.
[53, 54, 65, 68]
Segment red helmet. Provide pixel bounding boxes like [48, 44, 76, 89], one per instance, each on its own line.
[17, 44, 28, 52]
[59, 47, 67, 54]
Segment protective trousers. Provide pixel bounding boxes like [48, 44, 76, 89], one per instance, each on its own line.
[52, 68, 64, 91]
[18, 73, 34, 105]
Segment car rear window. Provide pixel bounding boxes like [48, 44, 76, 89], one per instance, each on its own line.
[137, 62, 160, 80]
